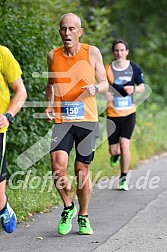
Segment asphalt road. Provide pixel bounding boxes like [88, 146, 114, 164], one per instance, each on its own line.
[0, 154, 167, 252]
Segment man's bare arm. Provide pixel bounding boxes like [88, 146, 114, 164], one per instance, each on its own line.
[90, 46, 109, 93]
[0, 76, 27, 128]
[8, 76, 27, 116]
[45, 50, 55, 120]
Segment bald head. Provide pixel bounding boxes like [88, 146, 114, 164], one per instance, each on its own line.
[60, 13, 82, 28]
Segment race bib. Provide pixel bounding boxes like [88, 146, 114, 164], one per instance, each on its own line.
[61, 101, 84, 119]
[113, 96, 133, 110]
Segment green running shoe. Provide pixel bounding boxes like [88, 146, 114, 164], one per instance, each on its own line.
[110, 155, 120, 167]
[58, 204, 77, 235]
[118, 179, 129, 191]
[78, 216, 93, 235]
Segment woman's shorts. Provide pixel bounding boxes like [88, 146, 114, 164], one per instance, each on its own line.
[107, 113, 136, 145]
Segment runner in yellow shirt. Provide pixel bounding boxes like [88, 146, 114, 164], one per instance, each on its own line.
[0, 45, 27, 233]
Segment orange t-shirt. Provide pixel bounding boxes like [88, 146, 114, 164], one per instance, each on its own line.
[50, 44, 98, 123]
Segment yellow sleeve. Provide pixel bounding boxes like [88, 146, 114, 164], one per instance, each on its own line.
[1, 46, 22, 83]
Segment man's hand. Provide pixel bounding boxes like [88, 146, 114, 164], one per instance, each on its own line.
[0, 114, 9, 128]
[82, 84, 98, 96]
[44, 107, 55, 122]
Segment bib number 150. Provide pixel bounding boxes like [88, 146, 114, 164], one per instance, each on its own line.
[62, 101, 84, 119]
[65, 107, 79, 115]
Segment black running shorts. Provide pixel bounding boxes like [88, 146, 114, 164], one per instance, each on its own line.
[107, 113, 136, 145]
[0, 133, 7, 182]
[50, 122, 99, 164]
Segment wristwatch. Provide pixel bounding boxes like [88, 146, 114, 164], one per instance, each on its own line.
[4, 113, 14, 123]
[94, 85, 98, 93]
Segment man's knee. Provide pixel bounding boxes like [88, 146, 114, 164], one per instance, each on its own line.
[51, 151, 68, 176]
[75, 162, 89, 179]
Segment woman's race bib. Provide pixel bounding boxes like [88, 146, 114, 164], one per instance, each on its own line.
[113, 95, 133, 110]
